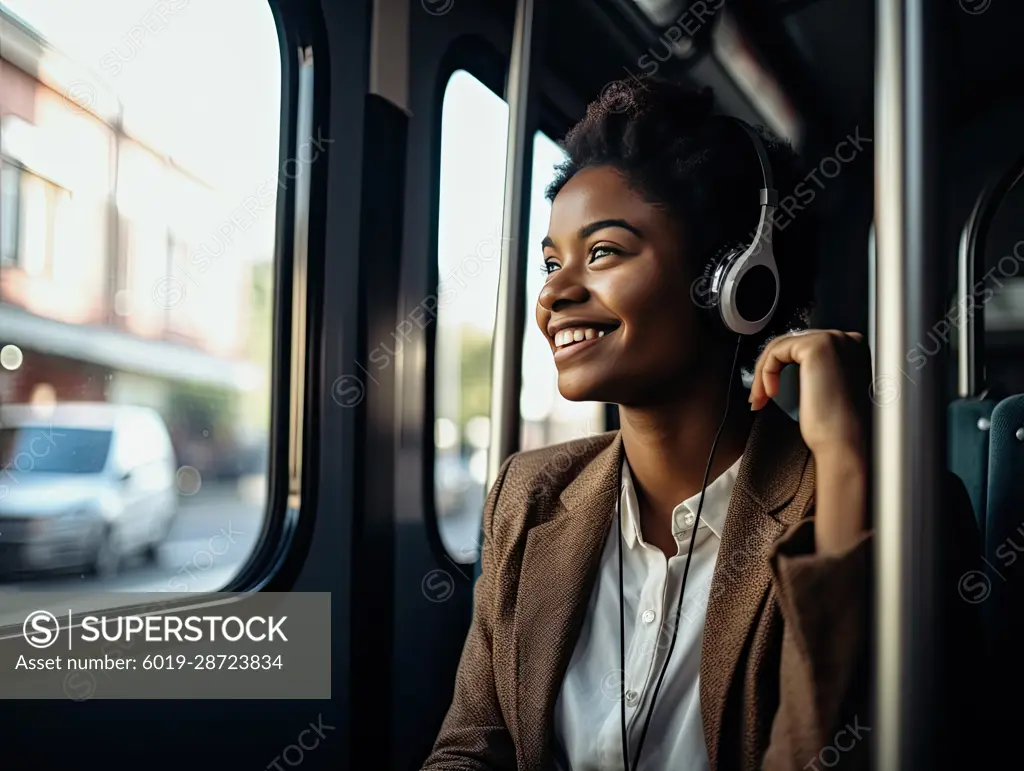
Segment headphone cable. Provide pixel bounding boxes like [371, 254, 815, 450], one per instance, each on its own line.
[620, 334, 745, 770]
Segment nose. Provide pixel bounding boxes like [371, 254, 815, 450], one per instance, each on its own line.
[538, 269, 590, 313]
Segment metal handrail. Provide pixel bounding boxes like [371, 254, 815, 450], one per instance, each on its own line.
[875, 0, 941, 768]
[486, 0, 542, 490]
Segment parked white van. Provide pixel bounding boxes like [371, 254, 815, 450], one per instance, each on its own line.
[0, 402, 178, 577]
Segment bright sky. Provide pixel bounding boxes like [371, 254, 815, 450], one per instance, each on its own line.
[2, 0, 281, 200]
[437, 70, 508, 330]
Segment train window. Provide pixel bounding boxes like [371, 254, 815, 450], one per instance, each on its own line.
[520, 130, 605, 451]
[433, 69, 507, 563]
[0, 0, 280, 600]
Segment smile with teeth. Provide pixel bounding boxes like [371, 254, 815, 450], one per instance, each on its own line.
[553, 327, 611, 348]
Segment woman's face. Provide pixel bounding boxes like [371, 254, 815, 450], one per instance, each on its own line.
[536, 165, 716, 405]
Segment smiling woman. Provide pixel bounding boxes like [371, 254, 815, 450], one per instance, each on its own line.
[422, 75, 981, 771]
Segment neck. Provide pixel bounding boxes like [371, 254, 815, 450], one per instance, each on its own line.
[619, 371, 753, 530]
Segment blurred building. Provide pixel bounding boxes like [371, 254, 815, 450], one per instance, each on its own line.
[0, 6, 269, 478]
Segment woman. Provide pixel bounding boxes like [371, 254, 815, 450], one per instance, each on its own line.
[422, 79, 981, 771]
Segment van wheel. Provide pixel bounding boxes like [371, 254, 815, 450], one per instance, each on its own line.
[142, 541, 162, 565]
[145, 508, 177, 565]
[90, 528, 121, 579]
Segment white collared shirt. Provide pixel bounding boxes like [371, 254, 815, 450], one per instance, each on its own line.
[553, 454, 743, 770]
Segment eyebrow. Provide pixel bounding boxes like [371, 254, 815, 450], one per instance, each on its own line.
[541, 218, 643, 250]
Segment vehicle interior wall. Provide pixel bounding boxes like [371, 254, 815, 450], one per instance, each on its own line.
[392, 2, 517, 767]
[723, 0, 1024, 408]
[929, 4, 1024, 405]
[946, 98, 1024, 400]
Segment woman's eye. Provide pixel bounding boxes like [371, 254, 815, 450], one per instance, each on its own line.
[590, 245, 619, 262]
[541, 258, 561, 275]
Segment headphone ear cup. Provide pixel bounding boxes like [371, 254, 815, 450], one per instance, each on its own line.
[699, 241, 749, 316]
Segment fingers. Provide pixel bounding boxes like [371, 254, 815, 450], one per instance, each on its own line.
[750, 334, 805, 410]
[749, 330, 866, 411]
[750, 330, 810, 407]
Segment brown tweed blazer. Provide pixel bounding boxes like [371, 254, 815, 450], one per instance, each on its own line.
[422, 402, 981, 770]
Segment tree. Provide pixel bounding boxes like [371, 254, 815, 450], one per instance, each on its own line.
[458, 326, 493, 432]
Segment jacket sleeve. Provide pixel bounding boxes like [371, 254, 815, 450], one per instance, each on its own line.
[421, 455, 518, 771]
[760, 471, 982, 771]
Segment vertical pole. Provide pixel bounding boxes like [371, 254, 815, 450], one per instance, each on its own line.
[486, 0, 541, 489]
[874, 0, 940, 768]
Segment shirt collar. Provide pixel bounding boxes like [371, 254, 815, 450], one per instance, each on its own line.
[619, 454, 743, 549]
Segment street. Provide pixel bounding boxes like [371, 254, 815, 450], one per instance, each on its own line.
[0, 480, 264, 624]
[0, 476, 487, 626]
[437, 482, 487, 565]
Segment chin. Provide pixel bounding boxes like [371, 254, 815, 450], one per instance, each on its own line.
[555, 367, 626, 404]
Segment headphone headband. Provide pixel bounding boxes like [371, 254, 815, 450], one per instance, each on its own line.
[706, 116, 781, 336]
[714, 116, 777, 199]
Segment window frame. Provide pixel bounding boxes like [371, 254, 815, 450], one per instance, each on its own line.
[0, 157, 73, 274]
[221, 0, 328, 594]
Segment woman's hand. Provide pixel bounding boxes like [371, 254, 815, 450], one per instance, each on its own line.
[748, 329, 872, 555]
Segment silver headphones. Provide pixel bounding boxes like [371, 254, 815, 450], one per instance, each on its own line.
[704, 117, 781, 336]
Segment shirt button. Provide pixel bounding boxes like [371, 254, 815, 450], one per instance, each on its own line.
[683, 511, 695, 526]
[625, 690, 639, 706]
[641, 610, 656, 624]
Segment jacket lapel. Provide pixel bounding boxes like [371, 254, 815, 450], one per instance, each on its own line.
[699, 402, 813, 771]
[509, 403, 812, 769]
[512, 434, 623, 769]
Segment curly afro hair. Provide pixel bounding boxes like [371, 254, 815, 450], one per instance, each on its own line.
[546, 77, 818, 372]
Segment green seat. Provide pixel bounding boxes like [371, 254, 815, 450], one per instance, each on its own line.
[948, 397, 998, 538]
